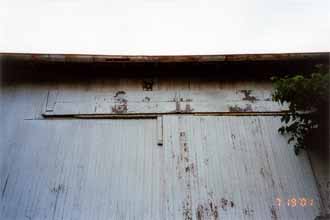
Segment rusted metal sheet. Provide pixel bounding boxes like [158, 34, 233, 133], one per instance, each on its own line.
[1, 52, 329, 63]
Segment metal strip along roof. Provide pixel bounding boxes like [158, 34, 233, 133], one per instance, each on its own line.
[1, 52, 329, 63]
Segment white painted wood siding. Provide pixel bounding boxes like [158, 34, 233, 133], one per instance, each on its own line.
[0, 79, 324, 219]
[42, 79, 287, 116]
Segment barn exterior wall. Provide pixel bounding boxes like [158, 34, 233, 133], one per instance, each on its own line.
[1, 75, 328, 219]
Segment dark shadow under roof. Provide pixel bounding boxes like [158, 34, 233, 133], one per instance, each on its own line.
[1, 52, 329, 82]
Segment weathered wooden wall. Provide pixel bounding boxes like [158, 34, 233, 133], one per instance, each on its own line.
[42, 80, 286, 117]
[0, 77, 327, 219]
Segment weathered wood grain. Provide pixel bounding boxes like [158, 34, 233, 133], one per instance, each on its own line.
[42, 81, 288, 116]
[0, 79, 324, 220]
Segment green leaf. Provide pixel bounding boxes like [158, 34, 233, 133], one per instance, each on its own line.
[271, 66, 330, 155]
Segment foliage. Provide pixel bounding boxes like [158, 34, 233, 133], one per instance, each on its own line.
[271, 65, 330, 155]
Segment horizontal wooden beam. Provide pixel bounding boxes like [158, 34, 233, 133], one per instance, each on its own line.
[40, 111, 289, 120]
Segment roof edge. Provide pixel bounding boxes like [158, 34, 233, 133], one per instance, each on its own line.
[1, 52, 329, 63]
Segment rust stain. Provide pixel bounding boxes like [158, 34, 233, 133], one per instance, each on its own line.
[142, 79, 153, 91]
[220, 198, 235, 210]
[240, 90, 259, 102]
[4, 52, 329, 63]
[243, 207, 254, 216]
[142, 96, 151, 102]
[112, 104, 128, 113]
[183, 142, 188, 152]
[196, 205, 204, 220]
[243, 104, 253, 112]
[171, 100, 195, 113]
[50, 184, 64, 193]
[195, 201, 220, 220]
[228, 104, 253, 112]
[230, 201, 234, 208]
[114, 91, 126, 98]
[178, 130, 194, 220]
[221, 198, 228, 210]
[183, 201, 193, 220]
[179, 131, 189, 164]
[176, 157, 183, 179]
[112, 91, 128, 113]
[51, 184, 64, 220]
[231, 133, 237, 150]
[228, 105, 241, 112]
[185, 163, 196, 176]
[176, 131, 188, 179]
[184, 104, 194, 112]
[270, 205, 278, 220]
[209, 202, 219, 219]
[175, 101, 181, 113]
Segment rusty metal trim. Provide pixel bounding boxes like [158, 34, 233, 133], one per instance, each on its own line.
[1, 52, 329, 63]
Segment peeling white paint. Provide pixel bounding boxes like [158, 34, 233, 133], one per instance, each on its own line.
[0, 79, 324, 219]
